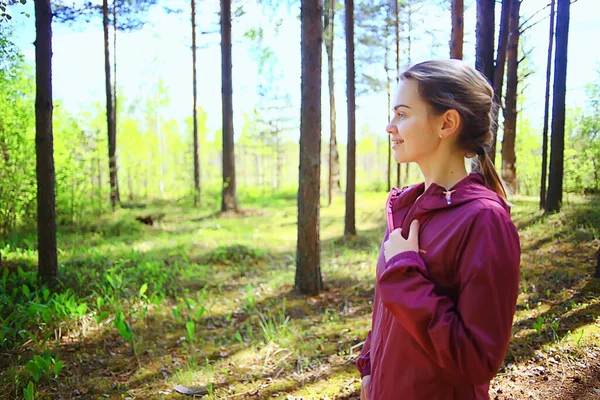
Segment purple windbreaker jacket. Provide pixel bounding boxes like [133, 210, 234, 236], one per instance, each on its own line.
[356, 173, 520, 399]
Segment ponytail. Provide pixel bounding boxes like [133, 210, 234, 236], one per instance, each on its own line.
[476, 149, 509, 199]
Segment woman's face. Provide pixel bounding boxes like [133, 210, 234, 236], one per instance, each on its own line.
[386, 79, 443, 165]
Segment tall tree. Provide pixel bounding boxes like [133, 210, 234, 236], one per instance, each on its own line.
[475, 0, 495, 84]
[35, 0, 58, 286]
[501, 0, 519, 193]
[394, 0, 401, 188]
[345, 0, 356, 236]
[546, 0, 570, 213]
[296, 0, 323, 295]
[540, 0, 555, 210]
[103, 0, 119, 210]
[490, 0, 511, 164]
[324, 0, 340, 206]
[191, 0, 201, 206]
[221, 0, 237, 211]
[450, 0, 463, 59]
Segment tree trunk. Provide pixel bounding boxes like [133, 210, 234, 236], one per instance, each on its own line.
[220, 0, 237, 211]
[113, 0, 118, 183]
[540, 0, 555, 210]
[324, 0, 339, 206]
[344, 0, 355, 236]
[394, 0, 401, 189]
[490, 0, 511, 164]
[501, 0, 519, 194]
[34, 0, 58, 287]
[103, 0, 118, 211]
[546, 0, 570, 213]
[475, 0, 495, 84]
[192, 0, 201, 206]
[385, 48, 391, 192]
[296, 0, 323, 295]
[450, 0, 464, 59]
[403, 2, 413, 185]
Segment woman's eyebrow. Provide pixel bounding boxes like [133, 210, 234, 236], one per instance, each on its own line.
[393, 104, 411, 110]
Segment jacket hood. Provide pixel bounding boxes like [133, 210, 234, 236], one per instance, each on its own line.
[386, 172, 509, 233]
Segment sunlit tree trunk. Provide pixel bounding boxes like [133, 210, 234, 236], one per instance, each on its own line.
[344, 0, 356, 236]
[450, 0, 463, 59]
[34, 0, 58, 286]
[540, 0, 555, 210]
[296, 0, 323, 295]
[546, 0, 570, 213]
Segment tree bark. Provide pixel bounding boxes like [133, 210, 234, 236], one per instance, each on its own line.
[192, 0, 201, 206]
[394, 0, 401, 189]
[220, 0, 237, 211]
[540, 0, 555, 210]
[501, 0, 519, 194]
[546, 0, 570, 213]
[450, 0, 464, 59]
[490, 0, 511, 164]
[34, 0, 58, 287]
[296, 0, 323, 295]
[324, 0, 339, 206]
[103, 0, 118, 211]
[344, 0, 355, 236]
[475, 0, 495, 84]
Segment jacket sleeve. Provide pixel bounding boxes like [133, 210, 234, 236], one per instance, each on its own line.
[377, 208, 520, 384]
[356, 330, 372, 378]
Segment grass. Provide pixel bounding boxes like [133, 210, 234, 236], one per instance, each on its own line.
[1, 191, 599, 399]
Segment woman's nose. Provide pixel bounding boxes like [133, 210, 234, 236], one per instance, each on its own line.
[386, 122, 397, 135]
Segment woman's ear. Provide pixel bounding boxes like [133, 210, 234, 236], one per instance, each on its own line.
[439, 109, 461, 139]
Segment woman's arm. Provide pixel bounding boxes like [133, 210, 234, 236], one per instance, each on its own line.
[377, 208, 520, 384]
[356, 330, 372, 378]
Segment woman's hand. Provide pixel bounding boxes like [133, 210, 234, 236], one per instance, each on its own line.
[360, 375, 371, 400]
[384, 219, 420, 262]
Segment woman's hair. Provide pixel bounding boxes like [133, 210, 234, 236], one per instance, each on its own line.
[400, 59, 508, 199]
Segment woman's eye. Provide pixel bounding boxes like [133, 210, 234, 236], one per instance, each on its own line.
[396, 112, 405, 119]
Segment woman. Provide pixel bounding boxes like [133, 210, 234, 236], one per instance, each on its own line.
[356, 60, 521, 400]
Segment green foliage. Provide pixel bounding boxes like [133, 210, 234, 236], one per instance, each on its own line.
[201, 244, 265, 265]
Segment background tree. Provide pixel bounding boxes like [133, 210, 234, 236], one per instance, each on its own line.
[220, 0, 237, 212]
[540, 0, 555, 209]
[490, 0, 511, 163]
[345, 0, 356, 236]
[324, 0, 341, 206]
[296, 0, 323, 295]
[450, 0, 463, 59]
[34, 0, 58, 286]
[546, 0, 571, 213]
[501, 0, 520, 193]
[191, 0, 200, 206]
[475, 0, 495, 84]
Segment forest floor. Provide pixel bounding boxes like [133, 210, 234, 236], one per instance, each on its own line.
[1, 191, 599, 399]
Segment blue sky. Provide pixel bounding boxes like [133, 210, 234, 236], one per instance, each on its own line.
[7, 0, 600, 144]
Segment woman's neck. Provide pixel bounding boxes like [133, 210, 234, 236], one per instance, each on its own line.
[418, 152, 469, 192]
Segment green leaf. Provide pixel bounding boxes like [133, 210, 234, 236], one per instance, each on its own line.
[97, 296, 104, 309]
[23, 381, 34, 400]
[20, 0, 27, 4]
[42, 287, 50, 302]
[185, 319, 195, 341]
[1, 267, 8, 284]
[22, 285, 30, 297]
[53, 360, 63, 377]
[34, 355, 50, 371]
[26, 361, 41, 382]
[75, 303, 87, 316]
[95, 311, 110, 324]
[139, 283, 148, 297]
[114, 313, 132, 341]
